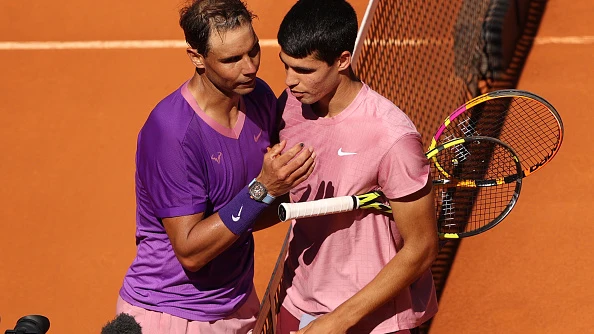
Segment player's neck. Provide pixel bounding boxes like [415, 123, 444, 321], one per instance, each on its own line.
[187, 74, 241, 128]
[313, 78, 362, 118]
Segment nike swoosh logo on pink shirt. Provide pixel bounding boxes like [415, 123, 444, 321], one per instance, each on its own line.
[338, 148, 357, 156]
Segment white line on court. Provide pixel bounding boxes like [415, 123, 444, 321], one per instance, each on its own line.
[533, 36, 594, 45]
[0, 39, 279, 50]
[0, 36, 592, 50]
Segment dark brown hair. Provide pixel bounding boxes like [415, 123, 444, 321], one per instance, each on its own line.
[179, 0, 256, 55]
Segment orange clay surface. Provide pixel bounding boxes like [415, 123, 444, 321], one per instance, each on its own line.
[0, 0, 591, 333]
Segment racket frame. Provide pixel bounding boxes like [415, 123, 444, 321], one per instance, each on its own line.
[429, 89, 563, 179]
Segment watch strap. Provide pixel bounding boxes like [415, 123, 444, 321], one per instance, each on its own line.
[249, 178, 276, 204]
[261, 193, 275, 205]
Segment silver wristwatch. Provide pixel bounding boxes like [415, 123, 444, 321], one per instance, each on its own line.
[248, 178, 275, 204]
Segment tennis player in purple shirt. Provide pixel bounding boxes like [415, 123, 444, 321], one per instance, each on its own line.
[115, 1, 315, 333]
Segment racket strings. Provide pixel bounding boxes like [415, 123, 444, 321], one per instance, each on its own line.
[501, 97, 561, 172]
[435, 184, 517, 234]
[432, 138, 522, 236]
[434, 137, 520, 182]
[439, 95, 562, 175]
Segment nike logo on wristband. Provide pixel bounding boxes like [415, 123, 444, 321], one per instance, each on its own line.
[232, 206, 243, 222]
[337, 148, 357, 156]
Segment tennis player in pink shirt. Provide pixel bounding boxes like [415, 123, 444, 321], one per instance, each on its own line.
[276, 0, 439, 333]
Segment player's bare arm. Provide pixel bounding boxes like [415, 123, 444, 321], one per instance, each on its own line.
[164, 141, 315, 272]
[297, 181, 438, 334]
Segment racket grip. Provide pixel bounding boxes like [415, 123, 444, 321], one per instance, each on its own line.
[278, 196, 357, 221]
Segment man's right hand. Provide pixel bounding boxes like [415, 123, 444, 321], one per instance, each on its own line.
[256, 140, 316, 197]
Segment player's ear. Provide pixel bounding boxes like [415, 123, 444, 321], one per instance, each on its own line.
[337, 50, 353, 72]
[187, 48, 206, 70]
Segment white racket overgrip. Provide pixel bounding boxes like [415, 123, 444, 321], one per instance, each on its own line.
[278, 195, 358, 221]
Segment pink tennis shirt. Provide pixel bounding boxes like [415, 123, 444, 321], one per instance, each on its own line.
[278, 84, 438, 333]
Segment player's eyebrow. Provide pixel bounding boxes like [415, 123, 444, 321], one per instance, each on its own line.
[278, 53, 315, 72]
[219, 38, 260, 63]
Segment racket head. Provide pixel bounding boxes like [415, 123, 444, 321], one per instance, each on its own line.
[429, 136, 523, 238]
[429, 89, 563, 178]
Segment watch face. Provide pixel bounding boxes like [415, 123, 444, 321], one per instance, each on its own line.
[250, 182, 267, 201]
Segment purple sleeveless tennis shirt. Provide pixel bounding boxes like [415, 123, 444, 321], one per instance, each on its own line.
[119, 78, 277, 321]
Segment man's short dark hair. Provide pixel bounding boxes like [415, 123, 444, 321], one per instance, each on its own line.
[179, 0, 256, 55]
[277, 0, 358, 65]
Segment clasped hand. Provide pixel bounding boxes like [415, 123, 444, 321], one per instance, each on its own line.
[256, 140, 316, 197]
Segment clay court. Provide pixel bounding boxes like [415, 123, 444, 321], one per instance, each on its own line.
[1, 0, 592, 333]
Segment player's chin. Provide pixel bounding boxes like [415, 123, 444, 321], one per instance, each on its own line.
[234, 78, 257, 94]
[294, 94, 316, 104]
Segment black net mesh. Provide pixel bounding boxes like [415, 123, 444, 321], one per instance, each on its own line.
[353, 0, 511, 147]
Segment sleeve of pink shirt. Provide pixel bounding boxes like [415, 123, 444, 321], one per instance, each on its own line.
[378, 133, 430, 199]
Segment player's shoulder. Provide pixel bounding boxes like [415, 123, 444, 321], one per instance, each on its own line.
[361, 84, 418, 134]
[362, 85, 405, 117]
[141, 83, 194, 141]
[150, 83, 190, 116]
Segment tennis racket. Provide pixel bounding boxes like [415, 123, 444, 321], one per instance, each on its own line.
[279, 136, 523, 238]
[430, 89, 563, 178]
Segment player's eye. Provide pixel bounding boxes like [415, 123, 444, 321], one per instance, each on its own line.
[294, 67, 314, 74]
[248, 43, 261, 58]
[221, 56, 242, 64]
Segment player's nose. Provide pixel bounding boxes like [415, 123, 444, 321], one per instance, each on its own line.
[285, 69, 298, 87]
